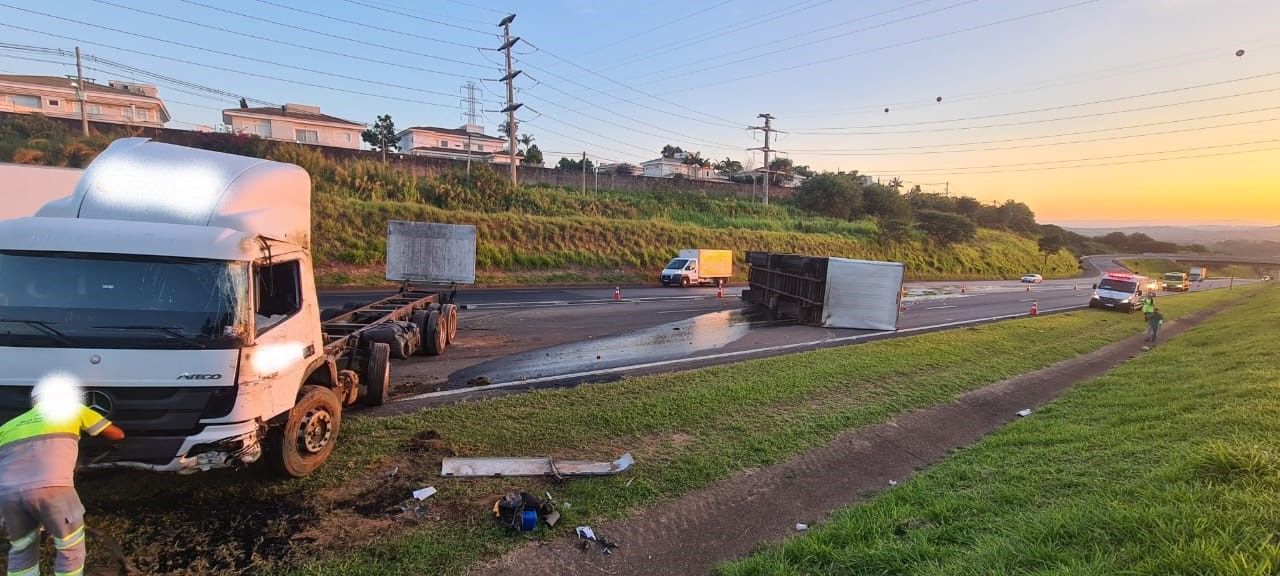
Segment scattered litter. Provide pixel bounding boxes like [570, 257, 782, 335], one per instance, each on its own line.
[412, 486, 437, 500]
[442, 453, 635, 478]
[576, 526, 596, 541]
[467, 376, 492, 387]
[494, 492, 557, 533]
[1016, 409, 1033, 417]
[888, 480, 898, 486]
[384, 466, 399, 478]
[562, 501, 572, 509]
[1141, 345, 1151, 352]
[625, 477, 635, 488]
[795, 523, 808, 531]
[576, 526, 619, 554]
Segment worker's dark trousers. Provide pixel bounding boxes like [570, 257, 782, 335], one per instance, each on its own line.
[0, 486, 86, 576]
[1146, 325, 1159, 342]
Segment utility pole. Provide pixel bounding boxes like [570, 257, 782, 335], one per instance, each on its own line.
[945, 181, 950, 196]
[749, 113, 777, 206]
[74, 47, 89, 136]
[497, 14, 522, 187]
[581, 152, 587, 194]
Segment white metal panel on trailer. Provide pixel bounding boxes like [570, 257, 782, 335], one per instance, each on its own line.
[0, 163, 82, 220]
[821, 258, 905, 330]
[385, 221, 477, 284]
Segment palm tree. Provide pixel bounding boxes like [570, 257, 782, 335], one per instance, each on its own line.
[888, 177, 904, 191]
[518, 133, 534, 150]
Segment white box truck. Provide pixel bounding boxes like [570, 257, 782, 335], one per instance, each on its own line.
[660, 249, 733, 287]
[1189, 266, 1207, 282]
[0, 138, 472, 477]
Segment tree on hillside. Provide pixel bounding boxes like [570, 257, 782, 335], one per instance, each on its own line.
[861, 183, 908, 218]
[997, 200, 1038, 235]
[955, 196, 982, 220]
[904, 189, 957, 213]
[361, 114, 399, 162]
[518, 133, 534, 150]
[523, 144, 544, 167]
[916, 210, 977, 245]
[1037, 225, 1068, 265]
[714, 157, 743, 178]
[794, 172, 863, 220]
[887, 177, 904, 191]
[661, 144, 684, 159]
[612, 163, 639, 175]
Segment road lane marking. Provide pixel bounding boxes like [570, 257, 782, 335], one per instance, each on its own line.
[923, 305, 958, 310]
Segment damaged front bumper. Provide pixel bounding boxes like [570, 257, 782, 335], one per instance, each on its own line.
[81, 421, 264, 474]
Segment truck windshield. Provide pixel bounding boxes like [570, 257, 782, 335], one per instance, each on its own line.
[665, 258, 689, 270]
[1164, 273, 1184, 281]
[1097, 278, 1137, 293]
[0, 251, 250, 349]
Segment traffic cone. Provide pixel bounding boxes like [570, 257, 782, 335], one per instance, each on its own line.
[1030, 300, 1039, 316]
[613, 287, 621, 301]
[961, 284, 967, 294]
[1025, 285, 1031, 292]
[716, 281, 724, 299]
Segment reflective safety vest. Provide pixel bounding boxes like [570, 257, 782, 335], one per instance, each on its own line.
[0, 406, 111, 495]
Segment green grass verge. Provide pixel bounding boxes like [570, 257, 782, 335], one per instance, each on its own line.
[1119, 258, 1183, 276]
[720, 285, 1280, 575]
[75, 286, 1262, 575]
[1121, 258, 1271, 280]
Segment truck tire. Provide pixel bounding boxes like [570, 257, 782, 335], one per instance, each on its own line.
[365, 324, 413, 360]
[411, 310, 430, 353]
[423, 310, 446, 356]
[268, 385, 342, 478]
[443, 304, 458, 344]
[680, 276, 691, 288]
[363, 342, 392, 406]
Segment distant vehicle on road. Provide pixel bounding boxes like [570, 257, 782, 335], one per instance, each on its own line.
[1189, 266, 1207, 282]
[1162, 272, 1190, 292]
[1263, 275, 1273, 281]
[1020, 273, 1043, 283]
[661, 249, 733, 287]
[1089, 271, 1151, 313]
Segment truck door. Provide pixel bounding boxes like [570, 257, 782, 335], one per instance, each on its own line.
[251, 257, 319, 417]
[686, 259, 699, 283]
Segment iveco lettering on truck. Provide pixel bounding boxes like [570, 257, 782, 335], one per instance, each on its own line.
[1088, 271, 1149, 313]
[0, 138, 474, 477]
[660, 249, 733, 287]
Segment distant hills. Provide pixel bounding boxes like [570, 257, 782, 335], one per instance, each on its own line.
[1064, 225, 1280, 247]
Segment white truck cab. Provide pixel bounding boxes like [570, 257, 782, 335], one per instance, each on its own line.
[0, 138, 339, 475]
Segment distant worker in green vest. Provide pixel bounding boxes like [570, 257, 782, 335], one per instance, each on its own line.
[1142, 293, 1156, 320]
[1145, 307, 1165, 343]
[0, 373, 125, 576]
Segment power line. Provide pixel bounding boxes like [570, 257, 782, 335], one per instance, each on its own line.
[0, 22, 467, 110]
[594, 0, 736, 52]
[666, 0, 1103, 94]
[520, 115, 645, 161]
[635, 0, 977, 85]
[883, 145, 1280, 176]
[786, 86, 1280, 135]
[518, 43, 741, 128]
[785, 105, 1280, 151]
[868, 138, 1280, 174]
[522, 105, 655, 156]
[94, 0, 494, 80]
[358, 0, 494, 27]
[446, 0, 510, 15]
[610, 0, 835, 68]
[0, 5, 494, 103]
[791, 70, 1280, 131]
[340, 0, 497, 36]
[243, 0, 492, 51]
[793, 113, 1280, 156]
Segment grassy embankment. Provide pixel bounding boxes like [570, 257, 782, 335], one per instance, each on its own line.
[72, 285, 1265, 575]
[1, 123, 1081, 286]
[1121, 258, 1271, 279]
[722, 284, 1280, 575]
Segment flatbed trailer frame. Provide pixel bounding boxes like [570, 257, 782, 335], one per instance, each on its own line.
[321, 285, 453, 357]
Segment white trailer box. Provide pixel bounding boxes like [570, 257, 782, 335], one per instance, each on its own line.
[0, 163, 83, 220]
[386, 220, 477, 284]
[822, 258, 906, 331]
[743, 252, 905, 331]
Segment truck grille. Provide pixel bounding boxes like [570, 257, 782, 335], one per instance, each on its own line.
[0, 386, 236, 436]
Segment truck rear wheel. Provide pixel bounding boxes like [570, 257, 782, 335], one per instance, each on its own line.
[443, 304, 458, 344]
[268, 385, 342, 478]
[363, 342, 392, 406]
[423, 310, 446, 356]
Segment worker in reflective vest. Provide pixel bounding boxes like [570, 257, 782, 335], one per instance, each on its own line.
[0, 375, 124, 576]
[1142, 293, 1156, 320]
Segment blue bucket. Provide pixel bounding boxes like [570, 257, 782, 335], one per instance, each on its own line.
[519, 509, 538, 531]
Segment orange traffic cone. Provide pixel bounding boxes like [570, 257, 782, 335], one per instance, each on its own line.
[1030, 300, 1039, 316]
[613, 287, 621, 301]
[716, 281, 724, 299]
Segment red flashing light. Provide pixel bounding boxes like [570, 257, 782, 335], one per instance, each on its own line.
[1105, 271, 1135, 279]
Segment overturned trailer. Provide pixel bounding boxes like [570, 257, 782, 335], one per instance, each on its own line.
[741, 252, 905, 331]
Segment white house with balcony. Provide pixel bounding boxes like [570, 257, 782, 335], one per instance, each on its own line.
[640, 152, 720, 180]
[222, 103, 363, 149]
[0, 74, 170, 127]
[395, 124, 519, 165]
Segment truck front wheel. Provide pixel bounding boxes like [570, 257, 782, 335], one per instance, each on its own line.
[268, 385, 343, 478]
[363, 342, 392, 406]
[680, 276, 691, 287]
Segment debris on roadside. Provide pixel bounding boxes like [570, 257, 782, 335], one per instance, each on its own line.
[467, 376, 492, 387]
[795, 523, 808, 531]
[888, 480, 898, 486]
[412, 486, 437, 500]
[1016, 409, 1033, 417]
[576, 526, 619, 555]
[442, 453, 635, 478]
[494, 492, 558, 533]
